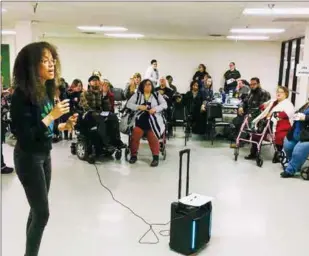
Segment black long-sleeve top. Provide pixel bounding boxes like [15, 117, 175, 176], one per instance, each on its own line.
[10, 88, 54, 153]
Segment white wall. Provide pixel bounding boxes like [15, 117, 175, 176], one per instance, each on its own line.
[2, 36, 281, 95]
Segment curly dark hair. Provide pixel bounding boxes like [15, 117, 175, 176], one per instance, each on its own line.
[138, 79, 155, 94]
[12, 41, 61, 104]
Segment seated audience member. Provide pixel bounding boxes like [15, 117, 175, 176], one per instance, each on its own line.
[183, 81, 204, 134]
[101, 79, 115, 113]
[126, 79, 167, 167]
[1, 76, 14, 174]
[155, 76, 174, 134]
[79, 75, 125, 148]
[200, 76, 214, 103]
[230, 77, 271, 147]
[60, 77, 69, 90]
[155, 76, 174, 106]
[145, 59, 159, 86]
[245, 86, 294, 161]
[166, 75, 177, 92]
[224, 62, 241, 93]
[236, 79, 250, 100]
[280, 102, 309, 178]
[124, 73, 141, 100]
[68, 79, 83, 112]
[193, 64, 209, 89]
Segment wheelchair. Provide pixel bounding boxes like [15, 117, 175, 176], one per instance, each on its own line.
[70, 111, 124, 164]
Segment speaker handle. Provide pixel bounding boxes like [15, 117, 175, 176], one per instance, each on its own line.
[178, 149, 191, 199]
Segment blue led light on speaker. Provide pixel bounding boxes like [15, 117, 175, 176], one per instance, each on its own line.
[191, 220, 196, 250]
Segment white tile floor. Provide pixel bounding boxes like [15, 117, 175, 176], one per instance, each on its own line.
[2, 133, 309, 256]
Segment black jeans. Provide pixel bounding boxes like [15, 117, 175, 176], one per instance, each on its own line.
[14, 145, 51, 256]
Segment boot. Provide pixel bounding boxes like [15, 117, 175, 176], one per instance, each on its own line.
[129, 156, 137, 164]
[245, 145, 257, 160]
[150, 155, 159, 167]
[272, 151, 281, 163]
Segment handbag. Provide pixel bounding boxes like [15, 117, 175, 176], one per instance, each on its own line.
[119, 109, 134, 135]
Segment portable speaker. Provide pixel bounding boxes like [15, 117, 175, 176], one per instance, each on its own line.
[169, 149, 212, 255]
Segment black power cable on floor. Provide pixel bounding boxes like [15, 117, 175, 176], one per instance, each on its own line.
[93, 163, 171, 244]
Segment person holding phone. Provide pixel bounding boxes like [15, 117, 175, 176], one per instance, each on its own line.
[126, 79, 167, 166]
[10, 42, 78, 256]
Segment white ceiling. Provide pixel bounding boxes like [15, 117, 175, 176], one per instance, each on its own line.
[2, 0, 309, 41]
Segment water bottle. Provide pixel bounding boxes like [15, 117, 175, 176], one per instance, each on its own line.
[229, 90, 233, 99]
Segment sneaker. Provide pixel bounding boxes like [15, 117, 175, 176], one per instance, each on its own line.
[230, 143, 237, 149]
[129, 156, 137, 164]
[280, 171, 294, 178]
[244, 154, 256, 160]
[1, 166, 14, 174]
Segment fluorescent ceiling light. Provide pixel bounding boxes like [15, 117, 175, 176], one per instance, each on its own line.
[243, 8, 309, 15]
[105, 33, 144, 38]
[1, 30, 16, 35]
[2, 8, 7, 12]
[227, 35, 269, 40]
[230, 28, 285, 34]
[77, 26, 127, 32]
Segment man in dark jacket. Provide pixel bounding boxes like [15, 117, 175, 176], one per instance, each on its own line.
[230, 77, 271, 147]
[224, 62, 241, 93]
[1, 76, 14, 174]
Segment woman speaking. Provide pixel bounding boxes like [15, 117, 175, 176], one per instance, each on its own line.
[10, 42, 78, 256]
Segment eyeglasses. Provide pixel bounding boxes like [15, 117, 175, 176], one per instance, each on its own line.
[41, 59, 56, 66]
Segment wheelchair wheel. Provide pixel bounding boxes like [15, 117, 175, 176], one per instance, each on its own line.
[125, 147, 130, 161]
[71, 143, 77, 155]
[87, 154, 95, 164]
[115, 150, 122, 160]
[234, 147, 239, 161]
[300, 168, 309, 180]
[162, 147, 167, 160]
[256, 157, 263, 167]
[76, 141, 89, 161]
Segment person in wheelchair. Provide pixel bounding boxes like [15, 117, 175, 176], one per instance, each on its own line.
[79, 75, 125, 150]
[183, 81, 204, 134]
[230, 77, 271, 148]
[281, 102, 309, 178]
[245, 86, 294, 161]
[126, 79, 167, 167]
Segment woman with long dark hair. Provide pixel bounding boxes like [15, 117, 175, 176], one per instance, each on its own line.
[126, 79, 167, 166]
[10, 41, 78, 256]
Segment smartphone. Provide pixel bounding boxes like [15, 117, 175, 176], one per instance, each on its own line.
[61, 99, 70, 105]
